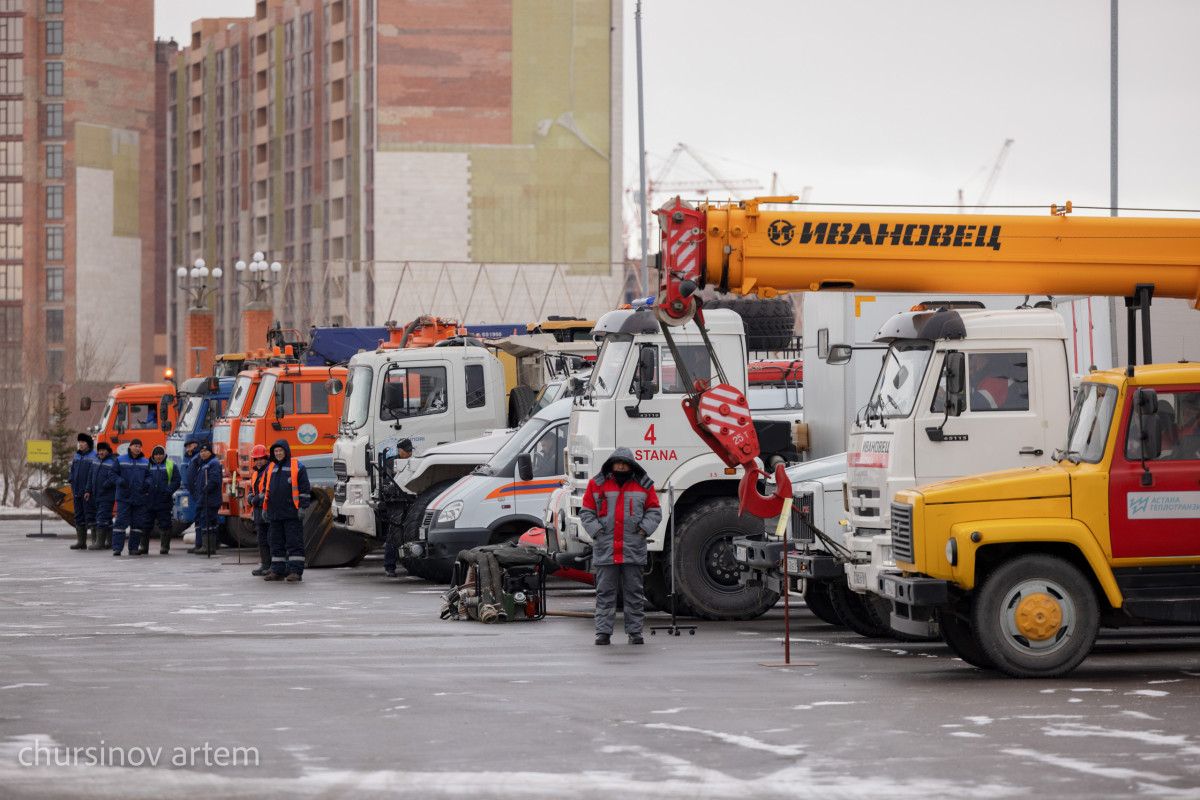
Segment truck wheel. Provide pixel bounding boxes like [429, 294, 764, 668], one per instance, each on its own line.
[705, 297, 795, 350]
[400, 480, 456, 581]
[937, 607, 994, 669]
[643, 559, 696, 616]
[971, 555, 1099, 678]
[673, 499, 778, 621]
[226, 516, 257, 548]
[802, 580, 843, 626]
[827, 581, 891, 638]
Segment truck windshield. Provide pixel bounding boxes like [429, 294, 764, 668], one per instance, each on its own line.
[589, 336, 632, 399]
[98, 397, 115, 433]
[1059, 382, 1118, 464]
[177, 396, 203, 430]
[479, 418, 548, 477]
[867, 341, 931, 419]
[225, 376, 253, 418]
[248, 374, 277, 418]
[343, 365, 373, 429]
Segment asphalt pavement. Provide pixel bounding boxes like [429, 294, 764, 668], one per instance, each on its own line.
[2, 520, 1200, 799]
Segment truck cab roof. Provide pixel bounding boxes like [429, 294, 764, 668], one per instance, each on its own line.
[874, 307, 1066, 344]
[591, 306, 745, 338]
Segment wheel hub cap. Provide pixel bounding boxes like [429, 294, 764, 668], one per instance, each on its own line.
[1013, 592, 1062, 641]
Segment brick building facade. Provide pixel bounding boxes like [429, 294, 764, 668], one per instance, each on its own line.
[166, 0, 623, 372]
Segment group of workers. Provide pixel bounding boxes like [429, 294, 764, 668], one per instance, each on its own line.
[67, 434, 311, 582]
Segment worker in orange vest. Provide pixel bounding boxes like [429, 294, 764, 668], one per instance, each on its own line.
[246, 444, 272, 576]
[262, 439, 311, 582]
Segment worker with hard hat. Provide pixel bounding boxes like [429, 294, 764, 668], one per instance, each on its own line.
[246, 443, 272, 576]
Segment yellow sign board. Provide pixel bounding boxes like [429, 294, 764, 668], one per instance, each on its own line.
[26, 440, 52, 464]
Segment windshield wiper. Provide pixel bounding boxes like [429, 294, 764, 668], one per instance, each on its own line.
[1051, 448, 1082, 464]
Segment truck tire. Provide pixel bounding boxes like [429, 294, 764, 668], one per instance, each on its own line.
[802, 580, 843, 626]
[705, 297, 794, 350]
[937, 607, 994, 669]
[826, 581, 891, 638]
[643, 559, 696, 616]
[672, 498, 778, 621]
[400, 480, 456, 582]
[971, 554, 1100, 678]
[226, 516, 257, 548]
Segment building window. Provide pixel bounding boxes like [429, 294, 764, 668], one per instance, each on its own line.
[47, 349, 62, 382]
[0, 99, 21, 136]
[0, 304, 20, 344]
[45, 61, 62, 96]
[0, 17, 22, 55]
[0, 263, 20, 299]
[0, 57, 22, 94]
[45, 20, 62, 54]
[46, 0, 63, 13]
[45, 185, 62, 218]
[0, 182, 20, 217]
[45, 308, 62, 343]
[45, 144, 61, 178]
[45, 225, 62, 259]
[0, 141, 19, 177]
[45, 267, 62, 301]
[44, 102, 62, 137]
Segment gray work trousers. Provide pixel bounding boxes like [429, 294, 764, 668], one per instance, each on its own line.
[594, 563, 645, 636]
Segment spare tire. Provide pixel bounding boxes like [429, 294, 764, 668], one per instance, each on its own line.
[705, 297, 795, 350]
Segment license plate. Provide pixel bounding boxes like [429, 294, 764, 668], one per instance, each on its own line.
[785, 556, 800, 574]
[734, 545, 748, 562]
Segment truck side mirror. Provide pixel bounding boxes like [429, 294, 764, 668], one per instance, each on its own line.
[325, 378, 344, 395]
[382, 382, 406, 414]
[516, 452, 534, 482]
[944, 351, 966, 417]
[159, 395, 173, 433]
[79, 396, 92, 412]
[636, 347, 657, 400]
[1134, 388, 1162, 465]
[825, 344, 853, 365]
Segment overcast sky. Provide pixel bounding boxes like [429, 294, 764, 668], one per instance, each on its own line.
[157, 0, 1200, 243]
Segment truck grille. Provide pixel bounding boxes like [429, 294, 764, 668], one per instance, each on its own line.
[420, 509, 436, 540]
[333, 459, 348, 480]
[890, 502, 914, 564]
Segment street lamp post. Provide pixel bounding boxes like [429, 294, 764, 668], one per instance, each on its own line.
[175, 258, 223, 377]
[233, 252, 283, 351]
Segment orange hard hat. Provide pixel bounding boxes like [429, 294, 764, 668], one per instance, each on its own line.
[250, 444, 269, 459]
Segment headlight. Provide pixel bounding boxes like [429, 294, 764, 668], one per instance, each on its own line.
[945, 537, 958, 567]
[348, 483, 365, 506]
[439, 500, 464, 523]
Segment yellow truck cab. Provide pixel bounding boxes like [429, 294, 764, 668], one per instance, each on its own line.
[881, 363, 1200, 678]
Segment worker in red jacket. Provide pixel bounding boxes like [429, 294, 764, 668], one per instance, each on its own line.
[579, 447, 662, 646]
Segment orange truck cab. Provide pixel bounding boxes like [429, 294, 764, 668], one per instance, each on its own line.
[83, 382, 178, 455]
[211, 368, 264, 521]
[226, 363, 347, 536]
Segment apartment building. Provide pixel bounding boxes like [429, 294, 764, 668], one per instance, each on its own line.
[166, 0, 623, 372]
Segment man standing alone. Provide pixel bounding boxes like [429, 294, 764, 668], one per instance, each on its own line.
[579, 447, 661, 645]
[263, 439, 311, 582]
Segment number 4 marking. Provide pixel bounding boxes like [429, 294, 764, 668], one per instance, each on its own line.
[644, 424, 656, 446]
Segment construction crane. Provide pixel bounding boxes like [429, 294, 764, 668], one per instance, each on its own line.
[958, 139, 1014, 212]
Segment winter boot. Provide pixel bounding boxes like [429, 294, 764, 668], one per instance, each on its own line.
[70, 524, 88, 550]
[138, 529, 151, 556]
[101, 529, 112, 549]
[251, 543, 272, 576]
[159, 527, 171, 554]
[87, 527, 103, 551]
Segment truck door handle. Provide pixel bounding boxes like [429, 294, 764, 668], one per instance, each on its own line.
[1019, 448, 1043, 456]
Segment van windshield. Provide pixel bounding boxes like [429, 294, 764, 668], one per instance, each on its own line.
[478, 419, 548, 477]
